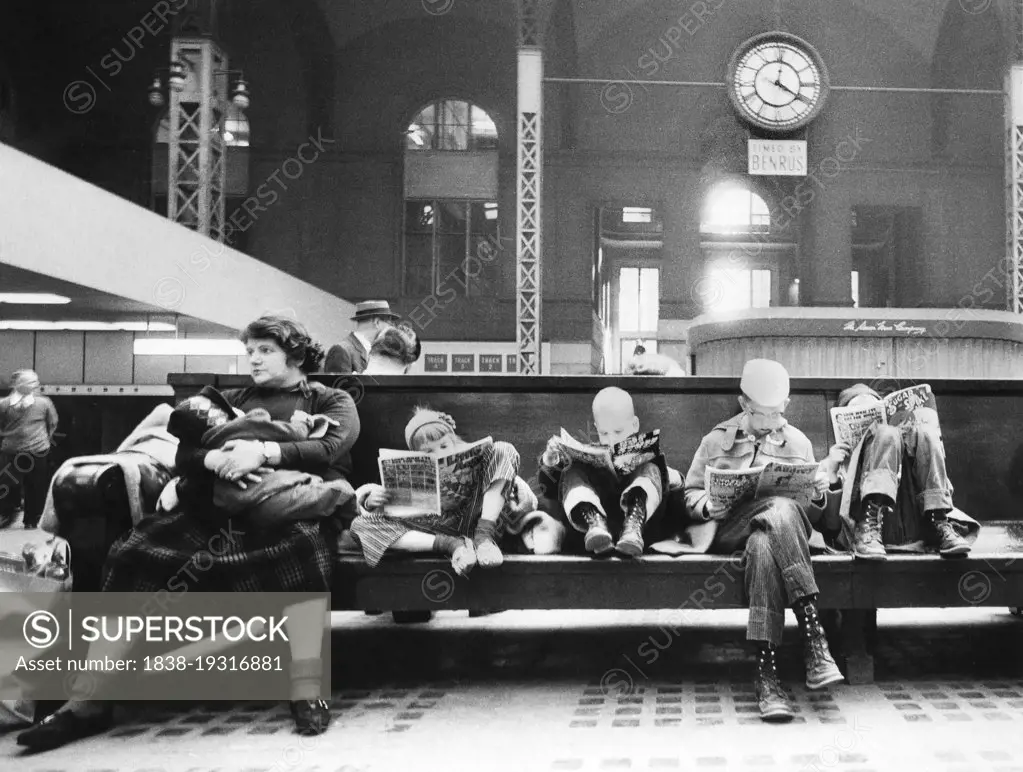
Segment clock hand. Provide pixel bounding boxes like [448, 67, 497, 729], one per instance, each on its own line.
[774, 79, 809, 101]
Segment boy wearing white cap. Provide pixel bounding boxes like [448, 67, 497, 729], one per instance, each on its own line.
[683, 359, 843, 723]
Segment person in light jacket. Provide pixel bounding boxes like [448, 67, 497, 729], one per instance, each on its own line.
[682, 359, 842, 723]
[0, 370, 59, 529]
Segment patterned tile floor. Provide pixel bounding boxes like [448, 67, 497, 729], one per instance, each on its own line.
[2, 607, 1022, 772]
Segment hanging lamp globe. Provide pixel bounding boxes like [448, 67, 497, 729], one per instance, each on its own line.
[168, 59, 188, 92]
[147, 77, 165, 106]
[231, 79, 250, 110]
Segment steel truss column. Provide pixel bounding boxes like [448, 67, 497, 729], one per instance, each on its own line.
[167, 37, 228, 241]
[516, 0, 543, 374]
[1008, 0, 1023, 313]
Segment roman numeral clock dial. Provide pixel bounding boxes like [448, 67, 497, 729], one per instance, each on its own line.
[727, 32, 829, 133]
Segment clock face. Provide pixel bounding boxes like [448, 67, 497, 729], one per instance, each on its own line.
[728, 33, 829, 132]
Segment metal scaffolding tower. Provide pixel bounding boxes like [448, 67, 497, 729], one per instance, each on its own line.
[516, 0, 543, 374]
[1008, 0, 1023, 313]
[166, 36, 228, 242]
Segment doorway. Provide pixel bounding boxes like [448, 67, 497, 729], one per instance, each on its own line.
[852, 206, 924, 307]
[594, 206, 664, 373]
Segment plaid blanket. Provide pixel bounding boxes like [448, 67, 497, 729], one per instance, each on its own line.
[101, 387, 344, 593]
[101, 509, 336, 593]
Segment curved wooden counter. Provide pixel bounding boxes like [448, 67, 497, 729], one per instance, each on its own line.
[687, 307, 1023, 378]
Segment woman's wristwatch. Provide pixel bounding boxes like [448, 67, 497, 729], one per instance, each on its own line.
[260, 441, 282, 466]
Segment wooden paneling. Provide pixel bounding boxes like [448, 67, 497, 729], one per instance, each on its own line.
[46, 395, 173, 465]
[0, 331, 35, 387]
[134, 354, 185, 385]
[695, 337, 894, 378]
[34, 331, 84, 384]
[170, 375, 1023, 523]
[334, 554, 856, 611]
[84, 332, 133, 384]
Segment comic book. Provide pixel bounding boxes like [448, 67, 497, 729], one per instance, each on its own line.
[829, 383, 938, 447]
[376, 437, 495, 536]
[552, 429, 662, 478]
[705, 461, 821, 510]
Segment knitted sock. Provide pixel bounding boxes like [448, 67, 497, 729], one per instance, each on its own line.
[473, 519, 499, 547]
[63, 699, 110, 719]
[289, 657, 323, 702]
[433, 534, 464, 556]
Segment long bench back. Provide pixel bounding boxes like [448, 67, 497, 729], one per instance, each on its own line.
[169, 374, 1023, 522]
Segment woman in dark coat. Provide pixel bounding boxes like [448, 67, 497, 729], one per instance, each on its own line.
[17, 315, 360, 751]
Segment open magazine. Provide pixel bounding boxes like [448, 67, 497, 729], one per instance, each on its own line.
[830, 384, 938, 448]
[552, 428, 661, 477]
[376, 437, 495, 536]
[705, 461, 821, 510]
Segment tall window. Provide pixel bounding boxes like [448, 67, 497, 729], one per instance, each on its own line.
[403, 99, 500, 298]
[404, 201, 498, 298]
[700, 183, 783, 311]
[406, 100, 498, 151]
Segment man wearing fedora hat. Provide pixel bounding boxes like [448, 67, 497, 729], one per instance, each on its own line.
[324, 300, 401, 374]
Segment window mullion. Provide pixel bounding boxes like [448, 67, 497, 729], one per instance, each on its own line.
[465, 201, 472, 298]
[432, 199, 439, 294]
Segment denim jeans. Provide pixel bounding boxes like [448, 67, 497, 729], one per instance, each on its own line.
[854, 422, 954, 544]
[712, 496, 818, 647]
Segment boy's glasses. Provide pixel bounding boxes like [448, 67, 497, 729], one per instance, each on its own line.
[746, 407, 785, 420]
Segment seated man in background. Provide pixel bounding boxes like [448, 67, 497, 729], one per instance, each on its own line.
[324, 300, 400, 374]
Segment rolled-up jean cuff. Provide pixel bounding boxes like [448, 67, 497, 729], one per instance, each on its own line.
[619, 477, 661, 519]
[563, 486, 605, 532]
[781, 564, 819, 605]
[860, 469, 899, 503]
[747, 606, 785, 647]
[918, 488, 953, 513]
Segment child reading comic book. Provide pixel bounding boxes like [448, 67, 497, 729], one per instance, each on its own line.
[538, 387, 681, 557]
[819, 383, 978, 559]
[350, 408, 559, 574]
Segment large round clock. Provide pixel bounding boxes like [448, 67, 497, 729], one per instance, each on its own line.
[726, 31, 829, 133]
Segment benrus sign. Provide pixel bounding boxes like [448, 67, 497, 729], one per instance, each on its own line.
[842, 320, 927, 336]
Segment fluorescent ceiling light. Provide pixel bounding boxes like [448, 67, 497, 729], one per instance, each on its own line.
[0, 321, 176, 331]
[134, 338, 245, 356]
[0, 293, 71, 304]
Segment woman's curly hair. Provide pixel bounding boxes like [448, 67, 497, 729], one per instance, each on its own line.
[240, 315, 325, 374]
[370, 325, 421, 366]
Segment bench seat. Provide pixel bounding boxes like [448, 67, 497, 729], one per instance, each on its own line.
[333, 522, 1023, 612]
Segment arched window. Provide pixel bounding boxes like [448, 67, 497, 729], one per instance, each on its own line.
[700, 184, 771, 235]
[403, 99, 500, 299]
[152, 103, 250, 249]
[698, 183, 789, 312]
[406, 99, 498, 151]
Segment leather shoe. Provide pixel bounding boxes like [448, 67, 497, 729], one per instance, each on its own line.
[16, 707, 113, 752]
[290, 699, 332, 736]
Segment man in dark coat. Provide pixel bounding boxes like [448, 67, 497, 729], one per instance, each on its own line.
[323, 300, 401, 374]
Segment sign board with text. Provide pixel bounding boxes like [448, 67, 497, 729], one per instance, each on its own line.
[748, 140, 807, 176]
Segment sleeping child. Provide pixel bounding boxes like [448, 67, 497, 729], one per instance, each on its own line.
[162, 387, 354, 529]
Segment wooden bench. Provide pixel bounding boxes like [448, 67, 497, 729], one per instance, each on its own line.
[155, 375, 1023, 683]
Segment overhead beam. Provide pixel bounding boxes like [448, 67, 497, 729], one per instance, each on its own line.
[0, 143, 354, 343]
